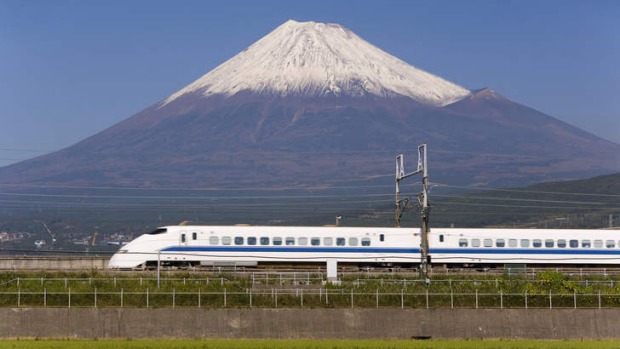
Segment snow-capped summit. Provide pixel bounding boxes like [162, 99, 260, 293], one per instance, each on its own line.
[162, 20, 471, 107]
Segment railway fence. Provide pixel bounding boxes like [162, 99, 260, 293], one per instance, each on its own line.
[4, 274, 620, 290]
[3, 288, 620, 309]
[4, 270, 620, 309]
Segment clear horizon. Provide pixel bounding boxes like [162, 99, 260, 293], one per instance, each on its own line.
[1, 0, 619, 167]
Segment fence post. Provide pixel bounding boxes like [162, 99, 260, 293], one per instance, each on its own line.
[425, 288, 429, 309]
[598, 290, 602, 309]
[121, 288, 124, 308]
[350, 289, 353, 308]
[68, 288, 71, 308]
[525, 290, 528, 309]
[224, 288, 227, 307]
[198, 288, 201, 308]
[275, 289, 278, 308]
[401, 289, 404, 309]
[249, 288, 252, 308]
[451, 289, 454, 309]
[325, 288, 329, 305]
[475, 290, 478, 309]
[549, 290, 552, 309]
[376, 289, 379, 308]
[44, 288, 47, 307]
[500, 290, 503, 309]
[301, 289, 304, 307]
[17, 288, 20, 307]
[173, 288, 176, 308]
[573, 290, 577, 309]
[146, 288, 149, 308]
[94, 288, 97, 308]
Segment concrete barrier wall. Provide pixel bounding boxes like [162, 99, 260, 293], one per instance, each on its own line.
[0, 257, 108, 270]
[1, 308, 619, 339]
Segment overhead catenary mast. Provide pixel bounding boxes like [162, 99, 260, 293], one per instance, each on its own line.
[395, 144, 430, 281]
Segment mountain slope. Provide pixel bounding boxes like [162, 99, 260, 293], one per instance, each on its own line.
[432, 172, 620, 229]
[0, 20, 619, 191]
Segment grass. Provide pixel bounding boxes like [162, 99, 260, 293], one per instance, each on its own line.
[2, 339, 620, 349]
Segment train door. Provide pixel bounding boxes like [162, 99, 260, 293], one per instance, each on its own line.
[180, 231, 188, 246]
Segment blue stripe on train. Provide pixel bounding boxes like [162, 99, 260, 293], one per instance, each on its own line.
[431, 248, 620, 255]
[162, 246, 419, 254]
[161, 246, 620, 256]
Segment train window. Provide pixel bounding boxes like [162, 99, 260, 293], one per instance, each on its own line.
[545, 239, 554, 248]
[380, 234, 385, 242]
[234, 237, 244, 245]
[209, 236, 219, 245]
[336, 238, 346, 246]
[311, 237, 320, 246]
[458, 238, 468, 247]
[147, 228, 167, 235]
[260, 237, 269, 245]
[285, 237, 295, 246]
[569, 240, 578, 248]
[582, 240, 591, 248]
[273, 237, 282, 246]
[557, 240, 566, 248]
[181, 234, 186, 243]
[509, 239, 517, 247]
[361, 238, 371, 246]
[606, 240, 615, 248]
[496, 239, 505, 248]
[533, 239, 542, 248]
[520, 239, 530, 248]
[298, 237, 308, 246]
[222, 236, 231, 245]
[484, 239, 493, 247]
[349, 237, 358, 246]
[471, 239, 480, 247]
[247, 237, 257, 245]
[192, 232, 197, 240]
[594, 240, 603, 248]
[324, 237, 333, 246]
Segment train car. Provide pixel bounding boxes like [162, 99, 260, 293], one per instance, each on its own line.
[430, 227, 620, 266]
[107, 224, 620, 269]
[108, 225, 420, 269]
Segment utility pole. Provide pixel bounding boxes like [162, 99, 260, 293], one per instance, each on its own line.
[395, 144, 430, 283]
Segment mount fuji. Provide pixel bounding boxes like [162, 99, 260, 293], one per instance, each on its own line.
[1, 20, 619, 190]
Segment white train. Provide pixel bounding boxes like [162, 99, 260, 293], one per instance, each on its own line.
[107, 224, 620, 269]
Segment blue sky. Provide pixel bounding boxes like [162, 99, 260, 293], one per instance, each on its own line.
[1, 0, 619, 167]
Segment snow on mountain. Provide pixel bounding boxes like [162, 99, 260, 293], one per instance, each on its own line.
[161, 20, 471, 107]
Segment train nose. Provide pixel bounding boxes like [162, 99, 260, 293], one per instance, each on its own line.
[108, 250, 141, 269]
[107, 252, 125, 268]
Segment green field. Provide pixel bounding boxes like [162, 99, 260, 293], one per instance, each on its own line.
[1, 339, 620, 349]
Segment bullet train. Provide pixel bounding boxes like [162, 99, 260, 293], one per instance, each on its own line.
[107, 224, 620, 269]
